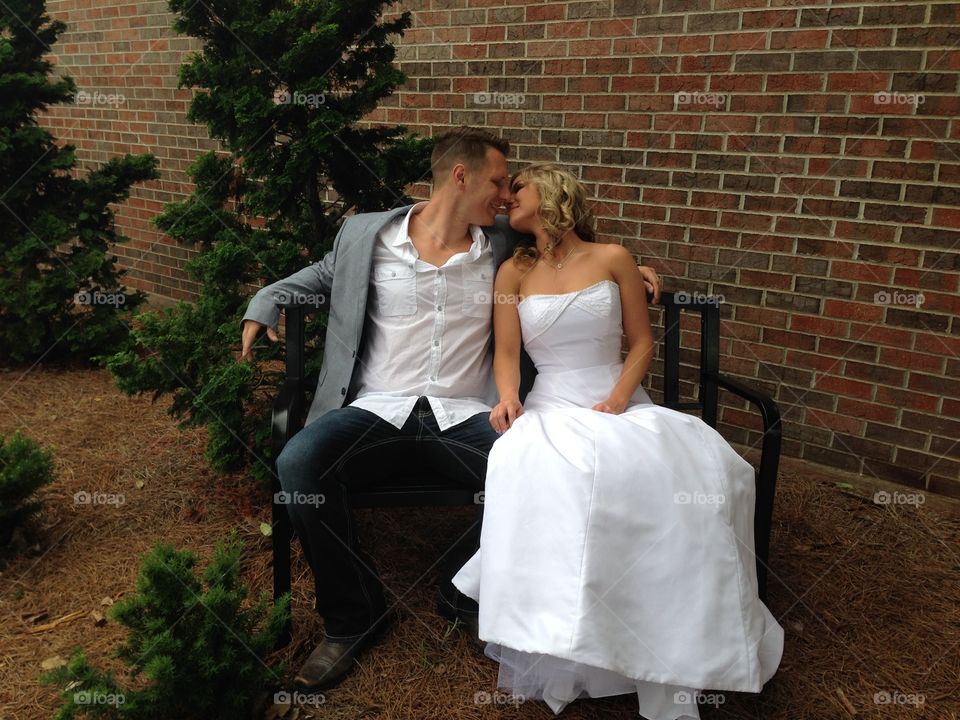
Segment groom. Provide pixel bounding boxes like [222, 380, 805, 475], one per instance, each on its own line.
[240, 127, 661, 690]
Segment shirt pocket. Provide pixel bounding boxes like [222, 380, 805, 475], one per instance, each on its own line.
[461, 264, 493, 318]
[372, 263, 416, 316]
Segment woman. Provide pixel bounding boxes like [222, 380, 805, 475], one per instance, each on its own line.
[453, 164, 783, 718]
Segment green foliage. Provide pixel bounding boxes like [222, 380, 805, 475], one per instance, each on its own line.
[106, 0, 433, 479]
[42, 533, 291, 719]
[0, 430, 56, 545]
[0, 0, 159, 364]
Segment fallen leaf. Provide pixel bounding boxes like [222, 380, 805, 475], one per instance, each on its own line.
[836, 687, 857, 716]
[41, 656, 66, 671]
[90, 611, 106, 627]
[260, 522, 272, 537]
[100, 597, 114, 607]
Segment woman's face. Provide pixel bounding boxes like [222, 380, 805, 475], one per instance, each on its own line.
[507, 177, 540, 233]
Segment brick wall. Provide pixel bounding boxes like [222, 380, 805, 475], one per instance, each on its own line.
[41, 0, 960, 496]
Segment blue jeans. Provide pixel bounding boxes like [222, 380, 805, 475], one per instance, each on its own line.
[276, 399, 497, 639]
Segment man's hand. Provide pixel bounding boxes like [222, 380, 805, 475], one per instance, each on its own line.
[240, 319, 278, 361]
[637, 265, 661, 304]
[489, 398, 524, 434]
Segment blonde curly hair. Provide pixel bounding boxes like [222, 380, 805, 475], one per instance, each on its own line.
[510, 163, 596, 266]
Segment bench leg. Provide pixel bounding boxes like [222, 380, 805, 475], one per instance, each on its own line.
[272, 475, 293, 648]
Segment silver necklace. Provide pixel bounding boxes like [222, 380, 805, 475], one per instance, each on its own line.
[542, 243, 581, 270]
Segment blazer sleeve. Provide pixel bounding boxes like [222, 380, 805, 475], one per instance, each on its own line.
[240, 219, 346, 330]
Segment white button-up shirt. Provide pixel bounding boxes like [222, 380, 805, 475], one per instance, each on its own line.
[349, 203, 497, 430]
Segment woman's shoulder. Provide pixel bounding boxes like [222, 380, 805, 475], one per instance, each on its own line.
[495, 255, 526, 287]
[588, 241, 634, 269]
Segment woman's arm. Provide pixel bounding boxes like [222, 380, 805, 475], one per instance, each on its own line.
[489, 261, 525, 433]
[593, 246, 655, 414]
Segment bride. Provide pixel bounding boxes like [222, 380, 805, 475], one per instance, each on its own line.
[453, 164, 783, 718]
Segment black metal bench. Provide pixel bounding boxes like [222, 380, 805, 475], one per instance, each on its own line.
[269, 293, 782, 645]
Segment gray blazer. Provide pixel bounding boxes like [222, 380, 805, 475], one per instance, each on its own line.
[242, 206, 530, 426]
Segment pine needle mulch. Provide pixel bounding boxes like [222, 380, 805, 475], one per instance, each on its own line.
[1, 366, 958, 720]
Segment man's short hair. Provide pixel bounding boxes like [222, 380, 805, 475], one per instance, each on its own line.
[431, 127, 510, 184]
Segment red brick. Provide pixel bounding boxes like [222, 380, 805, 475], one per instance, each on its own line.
[812, 374, 875, 400]
[791, 314, 849, 337]
[914, 333, 960, 356]
[763, 329, 816, 351]
[771, 30, 829, 49]
[908, 373, 960, 399]
[805, 408, 866, 434]
[875, 386, 939, 412]
[835, 398, 897, 424]
[822, 299, 885, 323]
[829, 261, 894, 283]
[469, 25, 505, 42]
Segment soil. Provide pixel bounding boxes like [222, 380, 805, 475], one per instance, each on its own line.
[1, 366, 958, 719]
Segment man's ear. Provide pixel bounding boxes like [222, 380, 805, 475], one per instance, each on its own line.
[453, 162, 466, 189]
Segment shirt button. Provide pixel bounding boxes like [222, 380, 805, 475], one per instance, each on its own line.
[340, 387, 346, 395]
[430, 376, 437, 382]
[433, 341, 439, 346]
[436, 305, 442, 311]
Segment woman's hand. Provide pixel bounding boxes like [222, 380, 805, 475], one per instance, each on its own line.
[592, 397, 628, 415]
[490, 398, 524, 434]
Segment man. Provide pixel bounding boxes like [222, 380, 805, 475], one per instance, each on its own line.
[240, 127, 661, 689]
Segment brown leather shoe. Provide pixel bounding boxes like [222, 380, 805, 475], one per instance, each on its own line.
[293, 613, 395, 690]
[293, 637, 364, 690]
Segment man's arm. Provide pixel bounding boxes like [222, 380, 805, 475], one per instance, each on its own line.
[637, 265, 660, 303]
[240, 219, 345, 359]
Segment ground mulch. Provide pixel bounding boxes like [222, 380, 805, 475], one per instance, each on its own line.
[1, 365, 958, 719]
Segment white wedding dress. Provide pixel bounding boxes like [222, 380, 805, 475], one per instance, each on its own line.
[453, 280, 783, 718]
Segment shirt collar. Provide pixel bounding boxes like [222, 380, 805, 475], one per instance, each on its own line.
[391, 202, 489, 260]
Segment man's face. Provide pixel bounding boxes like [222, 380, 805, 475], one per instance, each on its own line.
[460, 147, 510, 227]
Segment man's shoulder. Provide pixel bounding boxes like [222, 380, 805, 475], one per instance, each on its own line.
[343, 205, 413, 233]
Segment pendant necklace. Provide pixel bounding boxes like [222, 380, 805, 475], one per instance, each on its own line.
[543, 242, 581, 271]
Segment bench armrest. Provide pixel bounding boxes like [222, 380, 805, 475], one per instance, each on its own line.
[711, 370, 781, 601]
[271, 377, 306, 458]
